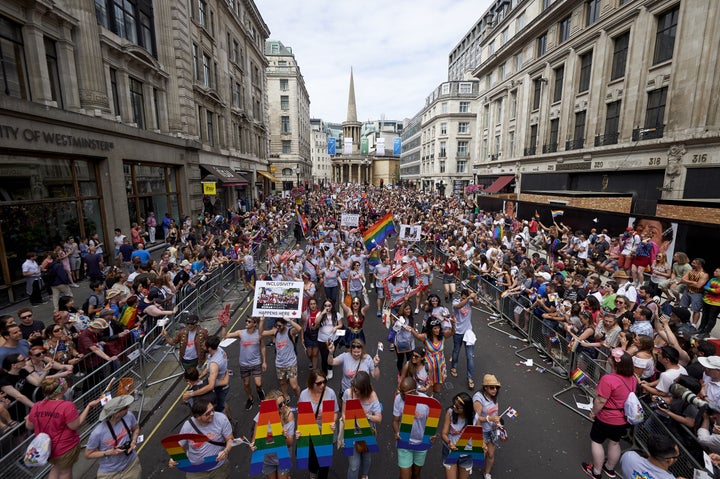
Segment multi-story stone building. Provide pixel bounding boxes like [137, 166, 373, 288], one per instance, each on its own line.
[310, 118, 332, 186]
[265, 39, 311, 191]
[400, 112, 422, 189]
[467, 0, 720, 219]
[0, 0, 271, 303]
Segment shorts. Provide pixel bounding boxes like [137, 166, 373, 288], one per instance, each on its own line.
[397, 447, 428, 468]
[304, 332, 319, 348]
[631, 256, 652, 268]
[277, 364, 298, 380]
[50, 443, 81, 469]
[681, 291, 704, 312]
[262, 461, 290, 476]
[408, 276, 416, 288]
[69, 257, 81, 270]
[443, 274, 456, 285]
[441, 443, 473, 471]
[97, 456, 142, 479]
[244, 269, 256, 283]
[590, 418, 628, 443]
[375, 286, 385, 299]
[239, 364, 262, 379]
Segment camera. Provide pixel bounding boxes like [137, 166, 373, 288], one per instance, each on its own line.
[669, 383, 708, 409]
[649, 396, 669, 410]
[116, 442, 132, 455]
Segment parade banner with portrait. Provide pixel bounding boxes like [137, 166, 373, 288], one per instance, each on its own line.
[341, 213, 360, 227]
[382, 261, 425, 308]
[628, 216, 678, 261]
[252, 281, 303, 319]
[399, 224, 422, 242]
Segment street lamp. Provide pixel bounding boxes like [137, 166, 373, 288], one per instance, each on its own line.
[294, 166, 300, 188]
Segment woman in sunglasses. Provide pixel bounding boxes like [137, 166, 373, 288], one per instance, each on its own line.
[441, 392, 475, 479]
[473, 374, 503, 479]
[341, 295, 370, 349]
[298, 369, 339, 479]
[405, 315, 455, 394]
[328, 339, 380, 397]
[341, 371, 381, 479]
[399, 347, 432, 395]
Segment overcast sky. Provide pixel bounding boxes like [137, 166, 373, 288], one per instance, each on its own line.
[256, 0, 493, 123]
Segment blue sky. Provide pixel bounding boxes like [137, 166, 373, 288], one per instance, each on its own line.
[257, 0, 492, 123]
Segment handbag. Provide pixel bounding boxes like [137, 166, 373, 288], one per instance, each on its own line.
[24, 401, 63, 467]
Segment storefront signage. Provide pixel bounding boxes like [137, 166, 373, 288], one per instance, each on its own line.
[202, 182, 216, 195]
[0, 124, 114, 151]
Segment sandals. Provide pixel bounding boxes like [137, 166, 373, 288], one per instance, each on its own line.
[468, 379, 475, 389]
[450, 368, 458, 377]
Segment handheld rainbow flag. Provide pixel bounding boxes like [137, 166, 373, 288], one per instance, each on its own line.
[505, 407, 518, 418]
[363, 212, 396, 250]
[551, 210, 564, 218]
[296, 207, 309, 236]
[571, 368, 589, 385]
[161, 433, 219, 472]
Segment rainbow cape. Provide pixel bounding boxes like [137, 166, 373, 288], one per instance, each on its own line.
[363, 212, 396, 250]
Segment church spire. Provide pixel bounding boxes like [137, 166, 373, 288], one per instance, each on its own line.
[347, 67, 358, 123]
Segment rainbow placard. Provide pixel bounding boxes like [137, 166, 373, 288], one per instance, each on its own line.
[342, 398, 379, 456]
[161, 433, 219, 473]
[250, 399, 292, 474]
[446, 425, 485, 467]
[397, 394, 442, 451]
[295, 400, 335, 469]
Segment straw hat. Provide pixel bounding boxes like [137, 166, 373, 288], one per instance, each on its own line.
[482, 374, 501, 387]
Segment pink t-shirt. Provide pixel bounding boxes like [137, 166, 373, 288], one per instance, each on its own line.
[596, 373, 637, 426]
[28, 399, 80, 457]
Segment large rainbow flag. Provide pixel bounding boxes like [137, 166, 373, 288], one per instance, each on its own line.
[363, 212, 396, 251]
[296, 207, 309, 236]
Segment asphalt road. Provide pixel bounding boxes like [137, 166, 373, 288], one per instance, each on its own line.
[95, 279, 592, 479]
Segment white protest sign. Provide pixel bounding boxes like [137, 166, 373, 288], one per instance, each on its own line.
[341, 213, 359, 227]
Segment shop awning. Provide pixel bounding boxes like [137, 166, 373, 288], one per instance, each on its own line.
[483, 175, 515, 193]
[201, 164, 249, 186]
[256, 170, 280, 182]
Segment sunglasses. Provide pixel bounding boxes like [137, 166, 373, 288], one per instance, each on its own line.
[351, 344, 363, 349]
[315, 380, 327, 386]
[412, 354, 422, 359]
[201, 408, 215, 418]
[31, 352, 44, 358]
[485, 385, 498, 390]
[20, 314, 33, 319]
[53, 328, 62, 333]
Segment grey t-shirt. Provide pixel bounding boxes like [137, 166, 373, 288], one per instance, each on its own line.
[619, 450, 675, 479]
[86, 412, 139, 473]
[275, 329, 297, 368]
[452, 298, 473, 335]
[393, 392, 430, 445]
[179, 413, 231, 469]
[238, 329, 261, 367]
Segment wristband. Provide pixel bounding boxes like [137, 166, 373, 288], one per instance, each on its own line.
[486, 415, 490, 423]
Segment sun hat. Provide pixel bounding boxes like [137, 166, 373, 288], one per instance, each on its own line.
[105, 289, 121, 300]
[88, 318, 109, 330]
[98, 309, 115, 318]
[698, 356, 720, 370]
[482, 374, 501, 387]
[99, 395, 134, 421]
[180, 260, 191, 267]
[612, 270, 630, 279]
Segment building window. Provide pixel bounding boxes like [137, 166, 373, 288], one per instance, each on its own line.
[532, 78, 542, 110]
[458, 122, 469, 134]
[653, 6, 679, 64]
[198, 0, 207, 27]
[192, 43, 199, 80]
[153, 88, 160, 129]
[586, 0, 600, 26]
[494, 135, 501, 156]
[549, 118, 559, 151]
[440, 122, 447, 135]
[529, 124, 538, 154]
[537, 32, 547, 57]
[441, 102, 448, 113]
[488, 40, 495, 56]
[483, 105, 490, 127]
[509, 131, 515, 157]
[578, 50, 593, 93]
[232, 39, 239, 63]
[611, 31, 630, 80]
[440, 161, 446, 174]
[44, 37, 63, 108]
[0, 15, 30, 99]
[232, 81, 241, 108]
[553, 65, 564, 103]
[110, 68, 120, 115]
[496, 99, 503, 124]
[96, 0, 155, 55]
[280, 78, 288, 91]
[501, 27, 509, 45]
[499, 62, 506, 80]
[517, 11, 526, 31]
[129, 77, 145, 129]
[459, 101, 470, 113]
[645, 87, 668, 128]
[202, 53, 211, 87]
[458, 82, 473, 94]
[281, 115, 290, 133]
[510, 92, 517, 119]
[457, 140, 468, 157]
[572, 110, 586, 148]
[206, 110, 214, 145]
[603, 100, 621, 145]
[441, 83, 451, 95]
[457, 160, 466, 173]
[542, 0, 551, 9]
[515, 51, 522, 72]
[439, 141, 446, 158]
[282, 140, 291, 154]
[281, 95, 289, 110]
[559, 16, 571, 43]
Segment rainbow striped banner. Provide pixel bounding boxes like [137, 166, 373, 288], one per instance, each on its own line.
[551, 210, 564, 218]
[250, 399, 292, 474]
[161, 433, 219, 473]
[295, 400, 335, 469]
[397, 395, 442, 451]
[571, 368, 589, 385]
[446, 425, 485, 467]
[363, 212, 396, 250]
[342, 398, 379, 456]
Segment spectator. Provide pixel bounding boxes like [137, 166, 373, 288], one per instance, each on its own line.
[697, 402, 720, 454]
[698, 266, 720, 337]
[612, 270, 637, 309]
[130, 242, 151, 266]
[77, 318, 119, 384]
[678, 258, 709, 328]
[48, 252, 74, 310]
[22, 252, 45, 305]
[698, 356, 720, 404]
[17, 307, 44, 342]
[659, 252, 692, 303]
[619, 433, 681, 479]
[84, 279, 105, 319]
[146, 211, 157, 243]
[0, 324, 30, 366]
[0, 353, 35, 416]
[84, 245, 105, 282]
[641, 346, 687, 400]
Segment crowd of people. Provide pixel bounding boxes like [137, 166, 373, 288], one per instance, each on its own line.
[4, 183, 720, 479]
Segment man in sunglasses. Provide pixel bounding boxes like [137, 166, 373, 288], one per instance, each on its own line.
[619, 433, 680, 479]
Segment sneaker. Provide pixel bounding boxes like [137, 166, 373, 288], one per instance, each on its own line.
[581, 462, 601, 479]
[327, 370, 333, 379]
[257, 388, 265, 401]
[389, 344, 395, 351]
[414, 308, 419, 314]
[377, 311, 382, 318]
[245, 398, 253, 410]
[602, 464, 617, 479]
[484, 474, 492, 479]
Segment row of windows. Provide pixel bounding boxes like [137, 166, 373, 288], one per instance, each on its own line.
[95, 0, 156, 56]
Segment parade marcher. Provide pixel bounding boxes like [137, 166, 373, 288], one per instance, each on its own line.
[316, 300, 344, 379]
[328, 339, 380, 397]
[393, 302, 417, 373]
[298, 369, 339, 479]
[181, 336, 231, 420]
[85, 395, 142, 479]
[341, 295, 369, 348]
[162, 314, 208, 370]
[393, 376, 436, 479]
[222, 316, 266, 410]
[170, 398, 233, 478]
[406, 316, 455, 394]
[252, 390, 295, 479]
[449, 289, 479, 389]
[473, 374, 504, 479]
[341, 371, 382, 479]
[400, 347, 433, 394]
[441, 392, 475, 479]
[302, 298, 322, 370]
[373, 255, 391, 317]
[263, 317, 303, 400]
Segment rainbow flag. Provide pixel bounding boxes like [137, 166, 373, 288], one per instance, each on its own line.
[296, 207, 309, 235]
[570, 368, 588, 385]
[551, 210, 564, 218]
[493, 225, 503, 240]
[363, 212, 396, 250]
[368, 250, 380, 267]
[161, 434, 219, 472]
[506, 407, 518, 418]
[446, 425, 485, 467]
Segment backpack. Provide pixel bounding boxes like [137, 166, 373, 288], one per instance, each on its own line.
[635, 241, 652, 258]
[23, 433, 51, 467]
[624, 389, 645, 425]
